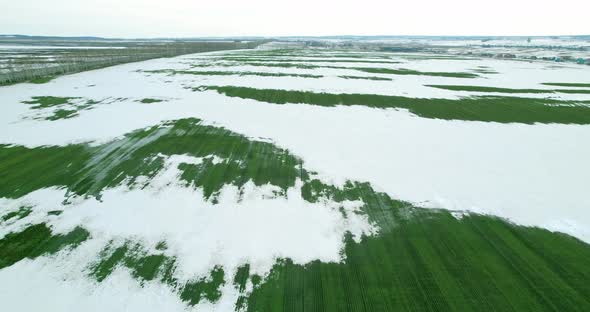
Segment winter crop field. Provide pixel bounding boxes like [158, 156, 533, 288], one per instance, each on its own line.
[1, 40, 590, 311]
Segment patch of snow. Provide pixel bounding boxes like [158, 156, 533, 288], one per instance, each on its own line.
[0, 251, 193, 312]
[0, 152, 375, 311]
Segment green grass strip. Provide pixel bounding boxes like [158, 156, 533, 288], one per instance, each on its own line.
[28, 76, 55, 84]
[338, 75, 393, 81]
[217, 57, 402, 64]
[542, 83, 590, 88]
[22, 96, 76, 109]
[159, 70, 323, 79]
[1, 206, 32, 222]
[0, 76, 54, 86]
[21, 96, 104, 121]
[222, 62, 478, 78]
[180, 267, 225, 305]
[352, 67, 478, 78]
[139, 98, 163, 104]
[427, 84, 590, 94]
[199, 86, 590, 124]
[0, 224, 89, 269]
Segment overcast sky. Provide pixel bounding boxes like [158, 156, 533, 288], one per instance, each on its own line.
[1, 0, 589, 38]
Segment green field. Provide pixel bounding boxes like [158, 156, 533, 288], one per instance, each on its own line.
[198, 86, 590, 124]
[427, 84, 590, 94]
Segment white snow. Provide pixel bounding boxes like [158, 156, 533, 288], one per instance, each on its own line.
[0, 248, 193, 312]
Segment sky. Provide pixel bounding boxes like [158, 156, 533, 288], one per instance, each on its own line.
[1, 0, 589, 38]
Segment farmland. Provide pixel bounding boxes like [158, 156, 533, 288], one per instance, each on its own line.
[0, 39, 263, 85]
[1, 40, 590, 311]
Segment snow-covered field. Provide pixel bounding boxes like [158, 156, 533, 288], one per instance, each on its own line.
[1, 46, 590, 311]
